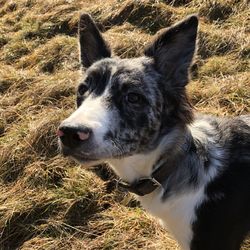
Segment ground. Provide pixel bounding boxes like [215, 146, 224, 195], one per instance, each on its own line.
[0, 0, 249, 249]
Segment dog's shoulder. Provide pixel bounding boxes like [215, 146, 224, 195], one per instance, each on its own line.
[219, 115, 250, 163]
[191, 115, 250, 250]
[191, 114, 250, 161]
[219, 115, 250, 139]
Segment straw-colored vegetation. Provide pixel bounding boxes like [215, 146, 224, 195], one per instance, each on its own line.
[0, 0, 249, 249]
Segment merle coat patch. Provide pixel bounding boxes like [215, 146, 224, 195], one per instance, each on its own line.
[58, 14, 250, 250]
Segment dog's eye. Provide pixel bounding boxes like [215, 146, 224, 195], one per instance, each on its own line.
[78, 84, 88, 95]
[126, 93, 143, 104]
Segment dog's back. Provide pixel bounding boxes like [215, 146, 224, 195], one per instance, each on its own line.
[190, 115, 250, 250]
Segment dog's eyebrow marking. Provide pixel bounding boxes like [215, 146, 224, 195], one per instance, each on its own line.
[86, 63, 113, 97]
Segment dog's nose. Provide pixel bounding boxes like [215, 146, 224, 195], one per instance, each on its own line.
[57, 125, 91, 148]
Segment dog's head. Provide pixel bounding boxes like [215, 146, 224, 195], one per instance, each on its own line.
[58, 14, 198, 165]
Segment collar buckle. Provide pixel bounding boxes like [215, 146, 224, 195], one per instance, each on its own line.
[150, 177, 161, 187]
[116, 176, 162, 196]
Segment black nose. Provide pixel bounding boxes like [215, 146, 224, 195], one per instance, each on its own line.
[57, 125, 91, 148]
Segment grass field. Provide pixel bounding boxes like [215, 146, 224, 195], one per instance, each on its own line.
[0, 0, 249, 249]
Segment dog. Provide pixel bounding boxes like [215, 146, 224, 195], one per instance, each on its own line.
[57, 14, 250, 250]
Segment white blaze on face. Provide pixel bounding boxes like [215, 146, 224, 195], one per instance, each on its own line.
[62, 95, 110, 145]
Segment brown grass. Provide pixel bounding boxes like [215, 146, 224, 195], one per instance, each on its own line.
[0, 0, 249, 249]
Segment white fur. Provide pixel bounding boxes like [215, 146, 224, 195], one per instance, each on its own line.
[188, 119, 213, 144]
[189, 119, 225, 183]
[108, 150, 205, 250]
[140, 188, 205, 250]
[108, 149, 161, 183]
[107, 126, 185, 183]
[107, 122, 224, 250]
[62, 98, 224, 250]
[62, 95, 110, 146]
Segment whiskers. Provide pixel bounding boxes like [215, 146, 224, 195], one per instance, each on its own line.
[109, 138, 126, 158]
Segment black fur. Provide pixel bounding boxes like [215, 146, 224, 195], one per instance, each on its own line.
[59, 14, 250, 250]
[192, 118, 250, 250]
[79, 13, 111, 68]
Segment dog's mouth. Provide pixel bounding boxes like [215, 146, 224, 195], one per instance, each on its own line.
[68, 154, 99, 162]
[58, 135, 136, 164]
[60, 145, 100, 163]
[60, 144, 132, 166]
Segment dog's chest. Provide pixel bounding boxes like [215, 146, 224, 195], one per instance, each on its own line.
[138, 187, 206, 250]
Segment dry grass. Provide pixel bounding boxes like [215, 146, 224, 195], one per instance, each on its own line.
[0, 0, 249, 249]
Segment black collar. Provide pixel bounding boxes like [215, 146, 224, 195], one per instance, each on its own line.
[116, 158, 174, 196]
[117, 176, 161, 196]
[116, 135, 193, 196]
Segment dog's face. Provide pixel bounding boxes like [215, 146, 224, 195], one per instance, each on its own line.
[58, 14, 198, 165]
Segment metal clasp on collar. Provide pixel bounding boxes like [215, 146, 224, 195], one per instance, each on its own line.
[116, 178, 131, 192]
[149, 177, 161, 187]
[116, 176, 162, 196]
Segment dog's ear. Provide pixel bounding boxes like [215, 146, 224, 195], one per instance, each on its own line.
[144, 15, 198, 87]
[79, 13, 111, 68]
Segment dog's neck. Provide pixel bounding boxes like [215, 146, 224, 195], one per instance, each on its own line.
[107, 120, 223, 198]
[107, 126, 190, 184]
[107, 149, 161, 183]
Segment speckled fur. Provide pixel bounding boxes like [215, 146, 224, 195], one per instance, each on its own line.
[59, 14, 250, 250]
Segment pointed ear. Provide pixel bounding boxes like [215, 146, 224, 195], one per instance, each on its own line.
[144, 15, 198, 87]
[79, 13, 111, 68]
